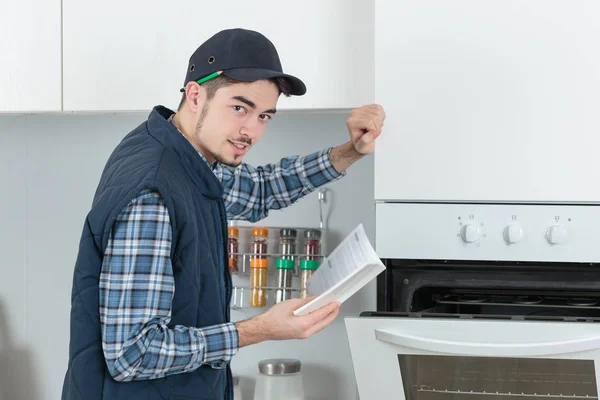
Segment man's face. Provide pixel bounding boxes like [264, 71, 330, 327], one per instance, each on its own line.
[193, 80, 279, 167]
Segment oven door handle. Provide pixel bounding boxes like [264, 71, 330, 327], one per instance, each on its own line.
[375, 328, 600, 356]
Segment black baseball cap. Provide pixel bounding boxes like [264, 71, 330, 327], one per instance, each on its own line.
[181, 28, 306, 96]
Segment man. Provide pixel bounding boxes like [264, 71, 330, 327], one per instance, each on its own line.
[62, 28, 385, 400]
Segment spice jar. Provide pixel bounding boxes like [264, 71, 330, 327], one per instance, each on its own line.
[303, 229, 321, 261]
[275, 259, 294, 303]
[251, 227, 269, 258]
[250, 227, 269, 307]
[228, 226, 239, 273]
[300, 260, 319, 299]
[250, 259, 268, 307]
[279, 228, 297, 260]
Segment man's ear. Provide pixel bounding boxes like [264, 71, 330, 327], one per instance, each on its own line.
[184, 81, 207, 112]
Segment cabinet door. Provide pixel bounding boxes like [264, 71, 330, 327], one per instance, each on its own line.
[62, 0, 373, 112]
[0, 1, 61, 112]
[374, 0, 600, 202]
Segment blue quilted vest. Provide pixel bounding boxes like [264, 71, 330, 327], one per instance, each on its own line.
[61, 106, 233, 400]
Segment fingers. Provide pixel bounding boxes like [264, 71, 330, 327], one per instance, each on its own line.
[348, 118, 379, 135]
[304, 305, 340, 338]
[348, 105, 386, 133]
[359, 130, 381, 146]
[283, 296, 317, 308]
[357, 106, 385, 124]
[351, 104, 385, 118]
[302, 301, 341, 326]
[273, 296, 317, 316]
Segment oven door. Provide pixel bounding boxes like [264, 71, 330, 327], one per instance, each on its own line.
[346, 315, 600, 399]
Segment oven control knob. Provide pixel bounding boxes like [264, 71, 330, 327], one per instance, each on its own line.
[503, 224, 523, 244]
[460, 224, 480, 243]
[546, 225, 568, 245]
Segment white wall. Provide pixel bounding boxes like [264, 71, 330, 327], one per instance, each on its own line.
[0, 110, 375, 400]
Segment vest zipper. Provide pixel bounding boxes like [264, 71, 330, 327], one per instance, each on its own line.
[215, 199, 232, 400]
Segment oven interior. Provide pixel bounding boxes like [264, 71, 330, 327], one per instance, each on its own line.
[377, 259, 600, 321]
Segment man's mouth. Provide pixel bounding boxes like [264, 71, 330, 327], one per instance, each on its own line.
[228, 140, 250, 155]
[229, 140, 248, 149]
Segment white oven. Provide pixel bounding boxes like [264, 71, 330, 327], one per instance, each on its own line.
[346, 1, 600, 399]
[346, 203, 600, 399]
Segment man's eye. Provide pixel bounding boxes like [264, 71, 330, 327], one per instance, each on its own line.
[260, 114, 272, 121]
[233, 106, 245, 113]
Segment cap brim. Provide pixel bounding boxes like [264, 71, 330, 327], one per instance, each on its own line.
[223, 68, 306, 96]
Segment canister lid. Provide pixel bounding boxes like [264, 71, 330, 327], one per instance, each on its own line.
[228, 226, 239, 237]
[250, 258, 269, 268]
[258, 359, 302, 375]
[304, 229, 321, 239]
[300, 260, 320, 270]
[276, 259, 295, 270]
[251, 227, 269, 237]
[280, 228, 297, 238]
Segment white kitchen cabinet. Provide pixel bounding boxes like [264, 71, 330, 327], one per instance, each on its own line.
[374, 0, 600, 203]
[62, 0, 374, 112]
[0, 1, 62, 112]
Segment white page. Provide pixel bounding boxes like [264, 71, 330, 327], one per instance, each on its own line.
[293, 224, 385, 316]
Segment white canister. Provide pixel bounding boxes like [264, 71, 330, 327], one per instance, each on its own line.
[233, 375, 243, 400]
[253, 359, 305, 400]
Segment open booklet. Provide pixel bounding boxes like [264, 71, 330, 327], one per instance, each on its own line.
[293, 223, 386, 316]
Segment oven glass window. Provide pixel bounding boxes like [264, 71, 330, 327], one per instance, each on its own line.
[398, 355, 597, 399]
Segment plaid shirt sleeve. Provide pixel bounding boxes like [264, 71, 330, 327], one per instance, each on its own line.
[99, 189, 239, 382]
[217, 147, 346, 222]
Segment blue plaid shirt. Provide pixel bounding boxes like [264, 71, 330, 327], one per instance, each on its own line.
[100, 134, 345, 381]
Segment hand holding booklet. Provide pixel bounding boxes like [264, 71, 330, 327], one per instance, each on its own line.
[293, 223, 386, 316]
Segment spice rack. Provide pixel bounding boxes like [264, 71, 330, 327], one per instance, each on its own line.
[228, 226, 324, 277]
[228, 225, 324, 309]
[228, 189, 330, 309]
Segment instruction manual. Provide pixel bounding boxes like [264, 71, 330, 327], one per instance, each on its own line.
[293, 223, 386, 316]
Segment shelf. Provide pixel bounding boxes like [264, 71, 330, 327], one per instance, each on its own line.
[230, 285, 308, 309]
[437, 293, 600, 310]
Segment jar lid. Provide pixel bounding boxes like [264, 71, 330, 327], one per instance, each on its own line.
[279, 228, 297, 238]
[304, 229, 321, 240]
[258, 359, 301, 375]
[300, 260, 320, 270]
[250, 258, 269, 268]
[228, 227, 239, 237]
[276, 259, 295, 270]
[252, 227, 269, 237]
